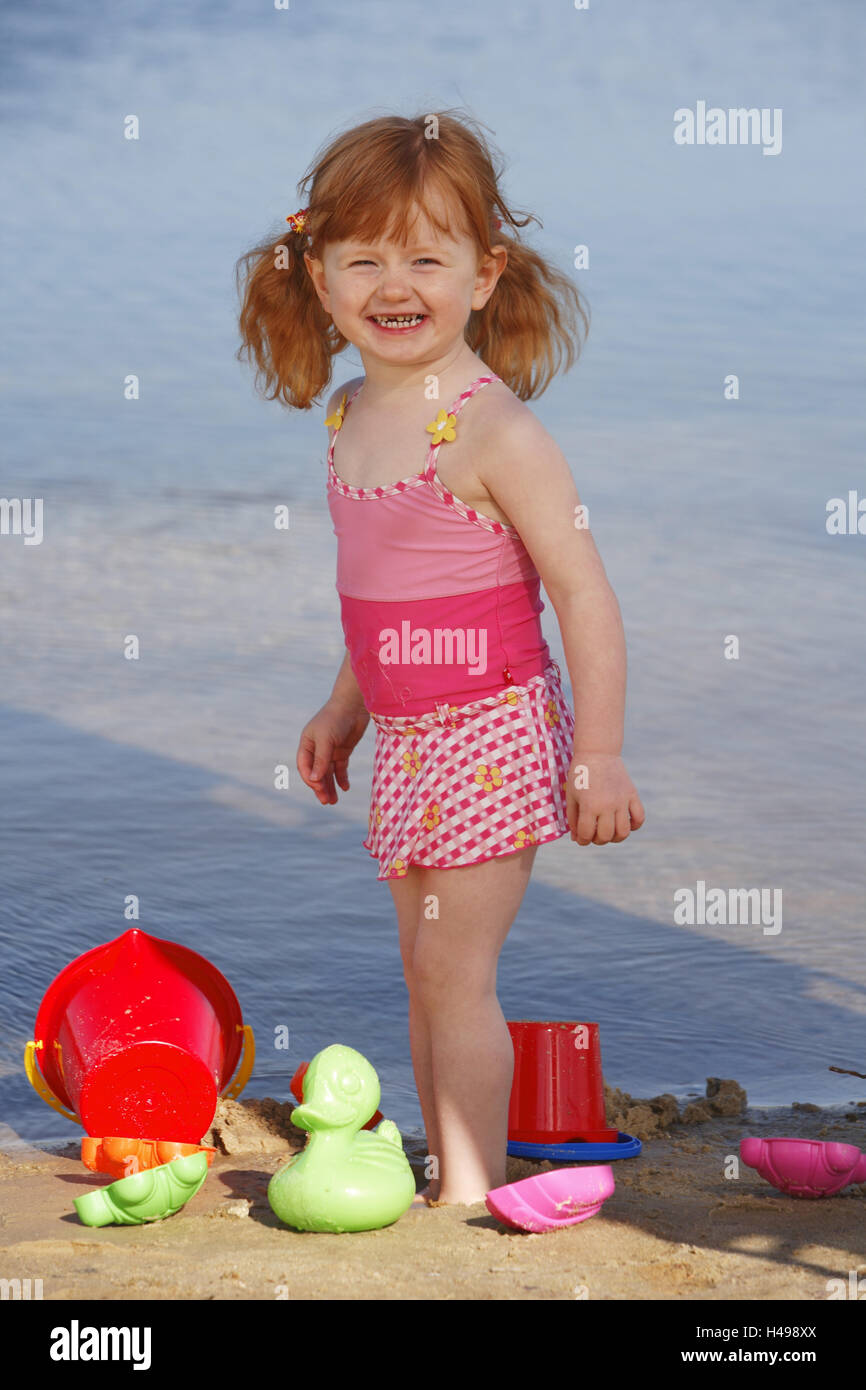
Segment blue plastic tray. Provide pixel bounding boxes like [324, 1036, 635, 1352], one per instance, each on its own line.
[506, 1131, 642, 1162]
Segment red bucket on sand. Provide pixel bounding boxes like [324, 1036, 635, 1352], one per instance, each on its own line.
[290, 1061, 384, 1131]
[26, 928, 254, 1142]
[507, 1020, 619, 1145]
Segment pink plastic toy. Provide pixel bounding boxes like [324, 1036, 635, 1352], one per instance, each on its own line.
[740, 1137, 866, 1198]
[485, 1164, 615, 1232]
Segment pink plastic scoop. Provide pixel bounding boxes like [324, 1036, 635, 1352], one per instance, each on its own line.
[486, 1164, 615, 1232]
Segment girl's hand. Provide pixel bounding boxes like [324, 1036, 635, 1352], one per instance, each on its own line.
[297, 699, 371, 805]
[566, 753, 645, 845]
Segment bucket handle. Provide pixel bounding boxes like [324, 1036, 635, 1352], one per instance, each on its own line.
[221, 1024, 255, 1101]
[26, 1025, 255, 1121]
[24, 1041, 82, 1127]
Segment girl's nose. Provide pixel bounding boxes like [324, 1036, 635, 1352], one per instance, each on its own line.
[376, 268, 412, 300]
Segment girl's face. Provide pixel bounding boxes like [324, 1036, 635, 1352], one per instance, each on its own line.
[304, 193, 506, 366]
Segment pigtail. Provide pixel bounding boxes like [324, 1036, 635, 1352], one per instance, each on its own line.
[468, 232, 590, 401]
[235, 224, 343, 410]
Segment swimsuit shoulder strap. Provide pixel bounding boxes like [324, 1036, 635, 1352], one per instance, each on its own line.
[422, 374, 503, 478]
[326, 380, 364, 461]
[445, 373, 502, 419]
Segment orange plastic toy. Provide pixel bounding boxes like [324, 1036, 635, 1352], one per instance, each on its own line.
[81, 1136, 217, 1179]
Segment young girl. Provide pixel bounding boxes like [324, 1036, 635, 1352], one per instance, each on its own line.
[237, 109, 645, 1208]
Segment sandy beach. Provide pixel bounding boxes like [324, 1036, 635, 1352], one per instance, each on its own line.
[1, 1084, 863, 1302]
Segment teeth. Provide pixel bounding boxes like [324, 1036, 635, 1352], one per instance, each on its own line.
[372, 314, 424, 327]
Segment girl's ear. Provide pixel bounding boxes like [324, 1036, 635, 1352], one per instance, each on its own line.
[303, 250, 331, 313]
[471, 245, 508, 312]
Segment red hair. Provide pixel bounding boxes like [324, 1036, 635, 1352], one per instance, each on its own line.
[236, 108, 589, 407]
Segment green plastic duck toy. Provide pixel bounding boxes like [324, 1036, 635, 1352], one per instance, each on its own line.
[268, 1044, 416, 1233]
[74, 1151, 209, 1227]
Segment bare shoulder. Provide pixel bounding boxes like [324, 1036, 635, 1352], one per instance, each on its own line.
[473, 380, 572, 478]
[324, 375, 364, 420]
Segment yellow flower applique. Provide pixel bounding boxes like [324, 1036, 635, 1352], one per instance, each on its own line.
[325, 394, 347, 431]
[423, 802, 441, 830]
[386, 858, 408, 879]
[514, 829, 536, 849]
[544, 699, 560, 727]
[474, 763, 503, 792]
[425, 408, 457, 445]
[402, 748, 422, 778]
[500, 689, 520, 707]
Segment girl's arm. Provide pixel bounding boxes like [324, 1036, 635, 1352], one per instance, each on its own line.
[553, 586, 625, 755]
[476, 405, 644, 844]
[299, 649, 369, 806]
[328, 648, 368, 715]
[322, 379, 370, 719]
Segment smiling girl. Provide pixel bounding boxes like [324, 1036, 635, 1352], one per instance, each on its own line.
[236, 110, 645, 1207]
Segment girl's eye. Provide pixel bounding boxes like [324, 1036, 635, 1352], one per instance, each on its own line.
[348, 258, 439, 267]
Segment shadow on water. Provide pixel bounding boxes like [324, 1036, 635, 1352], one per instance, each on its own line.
[1, 704, 862, 1149]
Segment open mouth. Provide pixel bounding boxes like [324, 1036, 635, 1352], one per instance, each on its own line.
[368, 313, 427, 332]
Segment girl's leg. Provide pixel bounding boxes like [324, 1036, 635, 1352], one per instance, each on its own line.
[387, 866, 441, 1201]
[411, 845, 538, 1204]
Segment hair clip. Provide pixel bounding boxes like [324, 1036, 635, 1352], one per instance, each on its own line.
[286, 207, 309, 234]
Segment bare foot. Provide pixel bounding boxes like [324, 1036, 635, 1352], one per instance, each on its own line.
[411, 1184, 440, 1206]
[433, 1190, 490, 1206]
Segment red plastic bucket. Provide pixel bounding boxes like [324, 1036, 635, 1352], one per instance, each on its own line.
[507, 1020, 619, 1144]
[30, 929, 246, 1141]
[290, 1061, 384, 1132]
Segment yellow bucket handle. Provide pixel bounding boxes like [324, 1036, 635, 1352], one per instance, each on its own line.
[24, 1041, 81, 1127]
[221, 1024, 255, 1101]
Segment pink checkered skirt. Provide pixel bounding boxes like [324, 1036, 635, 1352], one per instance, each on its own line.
[363, 659, 575, 880]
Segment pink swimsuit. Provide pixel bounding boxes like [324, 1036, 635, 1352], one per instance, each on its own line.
[328, 375, 551, 714]
[326, 374, 576, 878]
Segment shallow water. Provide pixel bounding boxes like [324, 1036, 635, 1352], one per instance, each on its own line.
[1, 0, 864, 1146]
